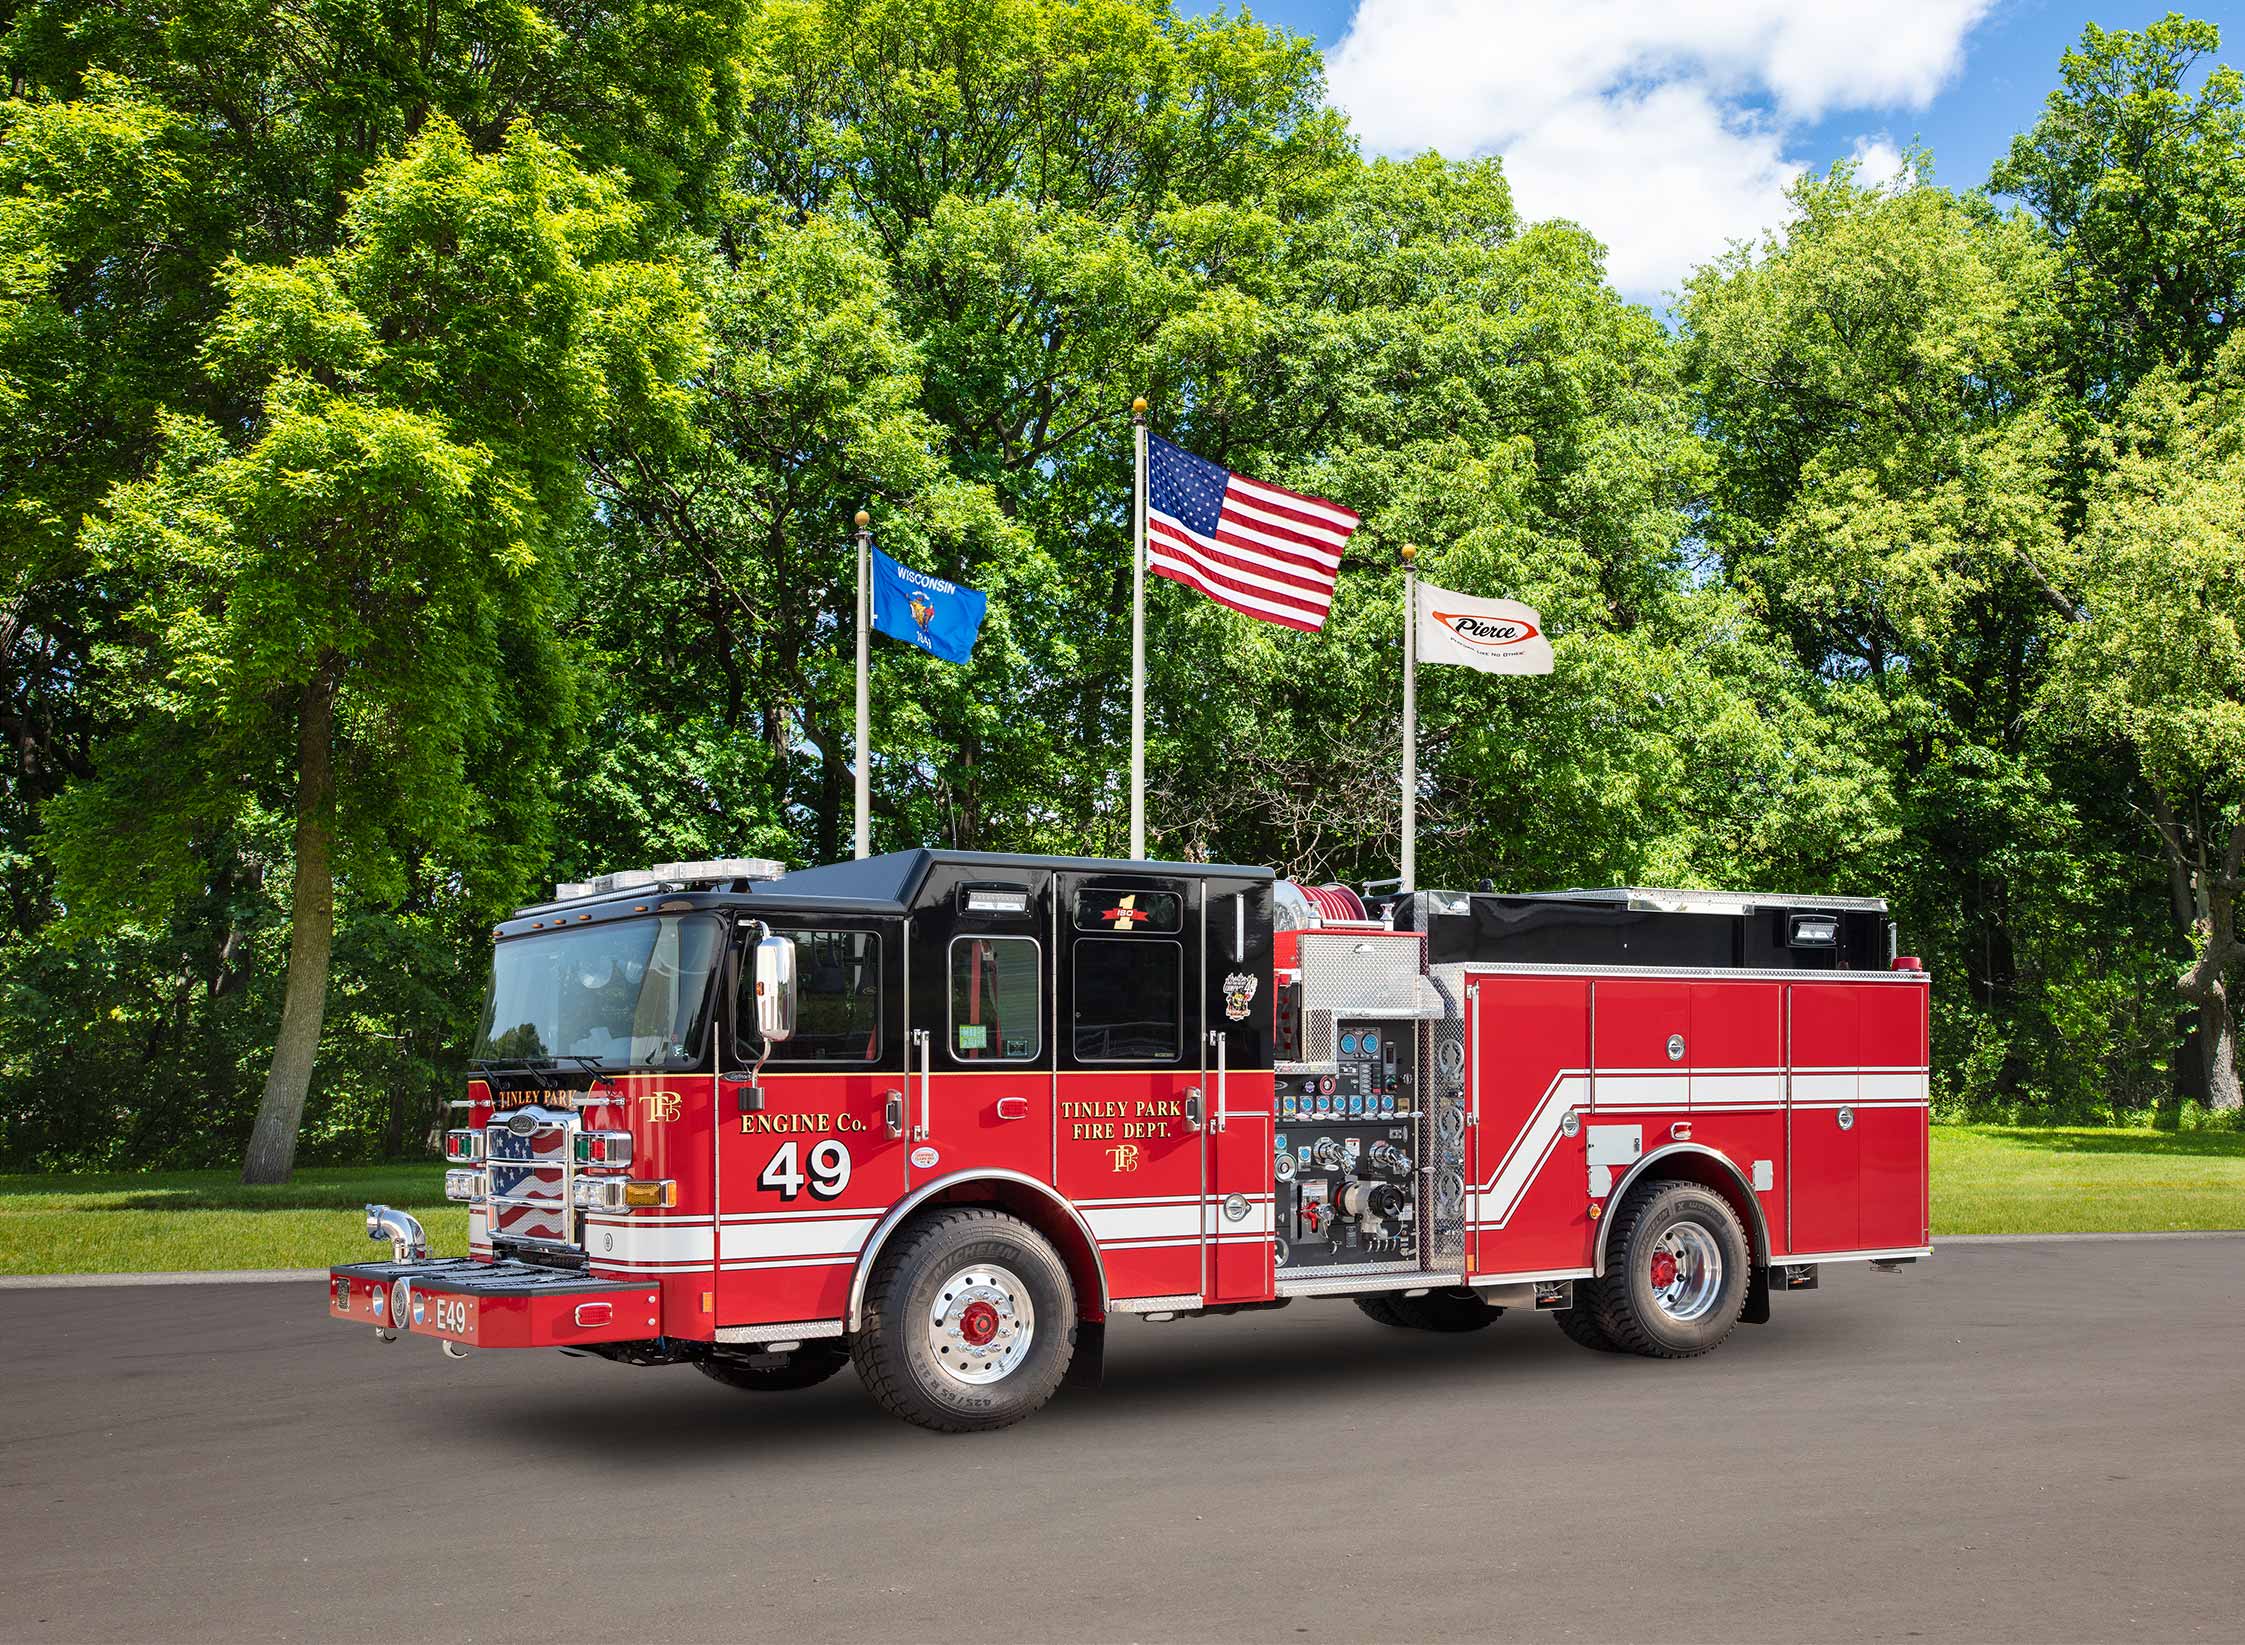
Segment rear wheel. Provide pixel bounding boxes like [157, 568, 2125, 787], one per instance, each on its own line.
[1552, 1304, 1622, 1352]
[851, 1207, 1077, 1433]
[1354, 1294, 1413, 1328]
[1391, 1288, 1500, 1332]
[695, 1344, 850, 1392]
[1585, 1180, 1750, 1358]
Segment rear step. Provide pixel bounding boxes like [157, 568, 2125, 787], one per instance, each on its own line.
[330, 1258, 661, 1349]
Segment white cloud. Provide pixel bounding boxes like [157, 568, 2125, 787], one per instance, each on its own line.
[1848, 136, 1910, 191]
[1326, 0, 1994, 301]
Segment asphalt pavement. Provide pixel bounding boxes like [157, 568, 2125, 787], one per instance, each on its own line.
[3, 1237, 2240, 1643]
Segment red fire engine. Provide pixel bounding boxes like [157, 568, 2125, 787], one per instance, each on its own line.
[331, 852, 1931, 1431]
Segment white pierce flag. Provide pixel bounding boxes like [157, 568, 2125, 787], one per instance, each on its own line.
[1414, 581, 1554, 674]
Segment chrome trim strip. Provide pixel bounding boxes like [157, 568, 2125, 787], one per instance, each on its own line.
[1780, 1246, 1933, 1265]
[1109, 1293, 1203, 1314]
[713, 1319, 845, 1344]
[843, 1168, 1110, 1332]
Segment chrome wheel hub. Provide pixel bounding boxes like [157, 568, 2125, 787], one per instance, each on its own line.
[927, 1264, 1034, 1385]
[1648, 1222, 1723, 1322]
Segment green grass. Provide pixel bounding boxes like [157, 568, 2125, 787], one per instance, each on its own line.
[1, 1127, 2239, 1274]
[1929, 1124, 2245, 1235]
[0, 1165, 470, 1274]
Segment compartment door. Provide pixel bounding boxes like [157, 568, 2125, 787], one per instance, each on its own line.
[1467, 974, 1593, 1279]
[1786, 982, 1860, 1254]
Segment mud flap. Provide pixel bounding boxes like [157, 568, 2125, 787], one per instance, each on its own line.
[1743, 1264, 1773, 1325]
[1065, 1319, 1106, 1388]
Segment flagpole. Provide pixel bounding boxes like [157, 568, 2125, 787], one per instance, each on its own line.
[1130, 395, 1149, 861]
[854, 508, 871, 860]
[1401, 542, 1418, 893]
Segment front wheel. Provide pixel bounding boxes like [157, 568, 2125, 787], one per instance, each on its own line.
[1584, 1179, 1750, 1358]
[851, 1207, 1077, 1432]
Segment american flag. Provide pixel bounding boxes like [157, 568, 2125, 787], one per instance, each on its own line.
[1146, 434, 1360, 631]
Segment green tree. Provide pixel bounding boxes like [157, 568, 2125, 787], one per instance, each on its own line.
[1992, 14, 2245, 400]
[47, 120, 701, 1180]
[2049, 336, 2245, 1109]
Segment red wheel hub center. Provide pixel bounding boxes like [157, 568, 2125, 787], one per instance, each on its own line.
[958, 1299, 1001, 1347]
[1649, 1250, 1679, 1289]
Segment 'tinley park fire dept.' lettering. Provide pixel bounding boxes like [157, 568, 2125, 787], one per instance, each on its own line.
[1063, 1096, 1183, 1140]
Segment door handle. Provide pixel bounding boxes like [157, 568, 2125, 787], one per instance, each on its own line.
[995, 1096, 1029, 1122]
[884, 1090, 905, 1140]
[912, 1030, 931, 1140]
[1182, 1089, 1204, 1134]
[1207, 1030, 1229, 1134]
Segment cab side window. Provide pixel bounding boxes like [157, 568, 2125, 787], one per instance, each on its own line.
[950, 936, 1042, 1061]
[1074, 938, 1183, 1061]
[755, 929, 880, 1063]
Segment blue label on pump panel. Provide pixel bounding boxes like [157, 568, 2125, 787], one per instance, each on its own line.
[1363, 1031, 1379, 1053]
[1340, 1033, 1359, 1054]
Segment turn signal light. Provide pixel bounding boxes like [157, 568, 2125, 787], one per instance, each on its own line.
[571, 1177, 675, 1211]
[444, 1129, 484, 1162]
[572, 1130, 633, 1168]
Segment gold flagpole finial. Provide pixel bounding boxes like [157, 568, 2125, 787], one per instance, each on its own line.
[1400, 542, 1418, 564]
[1131, 396, 1148, 418]
[854, 509, 870, 529]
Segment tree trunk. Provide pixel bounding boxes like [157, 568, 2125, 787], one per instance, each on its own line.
[242, 660, 342, 1184]
[2198, 991, 2242, 1112]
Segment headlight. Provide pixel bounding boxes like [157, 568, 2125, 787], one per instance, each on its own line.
[444, 1169, 485, 1202]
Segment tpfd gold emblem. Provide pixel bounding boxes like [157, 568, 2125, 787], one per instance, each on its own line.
[1106, 1143, 1142, 1173]
[639, 1091, 683, 1123]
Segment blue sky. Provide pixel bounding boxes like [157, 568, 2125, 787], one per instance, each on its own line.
[1180, 2, 2241, 306]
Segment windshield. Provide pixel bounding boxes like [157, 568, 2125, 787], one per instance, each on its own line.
[474, 914, 723, 1070]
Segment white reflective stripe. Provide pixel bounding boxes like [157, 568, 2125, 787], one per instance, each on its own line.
[1860, 1072, 1930, 1102]
[584, 1218, 716, 1265]
[1689, 1072, 1786, 1104]
[1593, 1072, 1682, 1106]
[1073, 1193, 1203, 1208]
[1472, 1071, 1587, 1228]
[717, 1255, 858, 1271]
[719, 1216, 878, 1262]
[1084, 1203, 1201, 1243]
[1202, 1195, 1277, 1235]
[1791, 1073, 1856, 1101]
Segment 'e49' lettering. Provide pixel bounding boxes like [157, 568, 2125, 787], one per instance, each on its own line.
[757, 1138, 851, 1201]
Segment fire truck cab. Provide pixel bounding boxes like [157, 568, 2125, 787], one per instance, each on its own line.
[331, 851, 1930, 1432]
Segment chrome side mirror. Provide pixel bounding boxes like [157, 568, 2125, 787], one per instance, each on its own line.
[753, 932, 797, 1043]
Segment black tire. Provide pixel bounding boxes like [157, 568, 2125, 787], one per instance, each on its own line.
[1390, 1288, 1500, 1332]
[1354, 1294, 1414, 1328]
[850, 1207, 1076, 1433]
[1552, 1304, 1623, 1352]
[694, 1344, 851, 1392]
[1585, 1179, 1751, 1358]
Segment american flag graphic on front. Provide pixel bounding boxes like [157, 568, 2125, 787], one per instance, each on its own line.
[1146, 434, 1360, 631]
[487, 1119, 570, 1243]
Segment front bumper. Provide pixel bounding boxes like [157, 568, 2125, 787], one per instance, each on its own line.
[330, 1258, 661, 1349]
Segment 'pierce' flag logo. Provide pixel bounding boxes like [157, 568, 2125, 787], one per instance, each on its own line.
[1431, 610, 1541, 649]
[1103, 894, 1150, 931]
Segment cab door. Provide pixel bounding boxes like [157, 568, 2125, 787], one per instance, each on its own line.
[906, 865, 1056, 1190]
[715, 914, 908, 1328]
[1200, 876, 1275, 1304]
[1055, 871, 1205, 1303]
